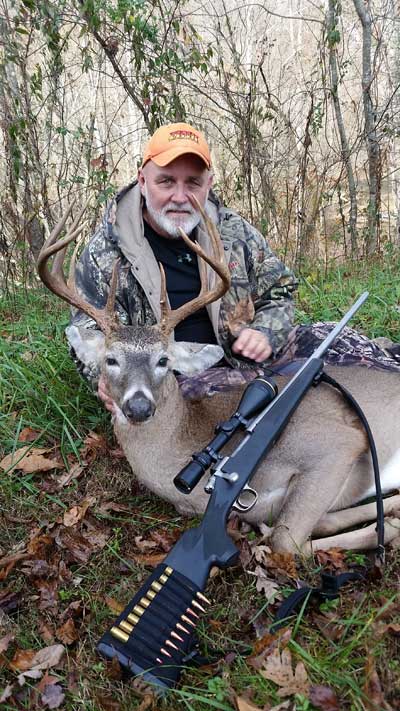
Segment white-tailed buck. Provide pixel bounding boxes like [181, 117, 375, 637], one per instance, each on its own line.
[37, 202, 400, 554]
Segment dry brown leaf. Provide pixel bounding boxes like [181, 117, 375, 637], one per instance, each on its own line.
[134, 535, 157, 552]
[0, 446, 63, 475]
[373, 621, 400, 637]
[18, 427, 42, 443]
[265, 552, 297, 579]
[56, 618, 79, 645]
[249, 628, 292, 670]
[11, 644, 65, 672]
[63, 496, 96, 526]
[314, 548, 347, 572]
[131, 552, 166, 567]
[363, 654, 392, 710]
[54, 527, 94, 564]
[95, 695, 122, 711]
[260, 647, 309, 697]
[0, 632, 15, 653]
[247, 565, 282, 600]
[0, 684, 13, 703]
[38, 621, 55, 644]
[235, 695, 264, 710]
[41, 683, 65, 709]
[311, 613, 345, 642]
[309, 685, 340, 711]
[104, 597, 125, 615]
[56, 463, 85, 488]
[97, 501, 132, 515]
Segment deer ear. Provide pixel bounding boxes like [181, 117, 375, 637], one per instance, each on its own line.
[65, 325, 105, 367]
[168, 342, 224, 375]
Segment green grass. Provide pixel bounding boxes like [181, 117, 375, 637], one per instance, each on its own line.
[1, 264, 400, 710]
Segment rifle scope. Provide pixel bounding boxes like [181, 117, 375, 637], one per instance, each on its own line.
[173, 376, 278, 494]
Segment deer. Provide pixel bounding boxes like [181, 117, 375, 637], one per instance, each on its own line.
[37, 201, 400, 556]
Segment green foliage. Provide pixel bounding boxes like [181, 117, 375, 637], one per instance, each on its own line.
[297, 252, 400, 340]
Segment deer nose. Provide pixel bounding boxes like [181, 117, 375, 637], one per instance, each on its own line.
[122, 393, 155, 423]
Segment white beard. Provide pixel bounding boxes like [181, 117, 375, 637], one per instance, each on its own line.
[144, 185, 203, 239]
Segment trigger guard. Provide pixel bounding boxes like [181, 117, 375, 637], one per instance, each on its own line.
[232, 487, 258, 513]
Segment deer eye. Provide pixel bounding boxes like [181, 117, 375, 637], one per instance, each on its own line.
[157, 356, 169, 368]
[106, 357, 119, 367]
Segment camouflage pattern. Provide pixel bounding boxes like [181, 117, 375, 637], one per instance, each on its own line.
[71, 181, 297, 378]
[177, 323, 400, 400]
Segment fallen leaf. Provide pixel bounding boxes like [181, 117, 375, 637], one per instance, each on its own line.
[131, 552, 166, 567]
[104, 597, 125, 615]
[56, 618, 79, 645]
[314, 548, 346, 572]
[18, 427, 42, 442]
[134, 536, 157, 552]
[311, 613, 345, 642]
[11, 644, 65, 672]
[309, 685, 340, 710]
[95, 695, 121, 711]
[249, 628, 292, 670]
[373, 621, 400, 637]
[363, 654, 391, 710]
[0, 588, 23, 615]
[247, 565, 282, 600]
[97, 501, 132, 515]
[0, 446, 63, 474]
[63, 496, 96, 526]
[54, 527, 94, 564]
[56, 463, 85, 488]
[265, 552, 297, 579]
[260, 647, 309, 697]
[17, 668, 43, 685]
[0, 632, 15, 653]
[41, 683, 65, 709]
[0, 684, 14, 703]
[235, 695, 263, 710]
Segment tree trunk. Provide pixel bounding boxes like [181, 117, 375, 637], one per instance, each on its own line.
[352, 0, 381, 255]
[327, 0, 358, 256]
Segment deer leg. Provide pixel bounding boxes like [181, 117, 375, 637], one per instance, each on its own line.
[269, 435, 367, 553]
[303, 517, 400, 553]
[313, 494, 400, 536]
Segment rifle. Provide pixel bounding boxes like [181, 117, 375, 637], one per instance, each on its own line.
[97, 292, 376, 690]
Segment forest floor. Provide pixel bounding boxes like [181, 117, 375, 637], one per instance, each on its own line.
[1, 254, 400, 711]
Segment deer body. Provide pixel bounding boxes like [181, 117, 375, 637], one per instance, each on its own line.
[111, 361, 400, 553]
[37, 200, 400, 554]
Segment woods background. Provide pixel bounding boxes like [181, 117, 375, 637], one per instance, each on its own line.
[1, 0, 400, 290]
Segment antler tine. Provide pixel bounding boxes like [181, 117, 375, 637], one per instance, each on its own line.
[159, 194, 231, 337]
[37, 199, 119, 337]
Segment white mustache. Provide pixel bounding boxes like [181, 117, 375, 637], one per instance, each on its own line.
[163, 204, 196, 215]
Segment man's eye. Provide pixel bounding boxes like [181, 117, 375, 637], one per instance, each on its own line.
[157, 356, 168, 367]
[106, 357, 119, 367]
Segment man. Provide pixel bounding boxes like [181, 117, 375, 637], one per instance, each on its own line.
[70, 122, 298, 409]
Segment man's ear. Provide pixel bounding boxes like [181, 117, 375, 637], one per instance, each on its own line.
[137, 167, 146, 196]
[168, 341, 224, 375]
[65, 325, 105, 366]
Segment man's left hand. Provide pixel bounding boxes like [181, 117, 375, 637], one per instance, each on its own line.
[232, 328, 272, 363]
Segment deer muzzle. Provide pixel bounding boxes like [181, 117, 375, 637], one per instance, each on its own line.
[122, 392, 155, 423]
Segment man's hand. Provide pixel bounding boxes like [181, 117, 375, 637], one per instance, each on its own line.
[98, 374, 116, 414]
[232, 328, 272, 363]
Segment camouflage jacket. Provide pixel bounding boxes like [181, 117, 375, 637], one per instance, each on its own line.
[71, 181, 297, 379]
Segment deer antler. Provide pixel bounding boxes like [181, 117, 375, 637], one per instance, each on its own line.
[159, 194, 231, 337]
[37, 199, 120, 337]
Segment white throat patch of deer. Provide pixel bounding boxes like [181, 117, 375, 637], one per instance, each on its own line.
[37, 201, 400, 554]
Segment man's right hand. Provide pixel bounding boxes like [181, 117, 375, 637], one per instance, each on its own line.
[98, 374, 116, 414]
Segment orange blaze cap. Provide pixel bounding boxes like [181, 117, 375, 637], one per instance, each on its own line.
[141, 122, 211, 169]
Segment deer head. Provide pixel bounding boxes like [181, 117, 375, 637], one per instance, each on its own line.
[37, 197, 231, 424]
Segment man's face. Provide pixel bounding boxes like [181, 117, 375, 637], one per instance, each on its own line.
[138, 154, 213, 238]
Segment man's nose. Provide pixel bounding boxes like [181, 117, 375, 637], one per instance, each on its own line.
[170, 185, 189, 204]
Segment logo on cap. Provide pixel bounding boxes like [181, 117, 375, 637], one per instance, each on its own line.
[168, 129, 200, 143]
